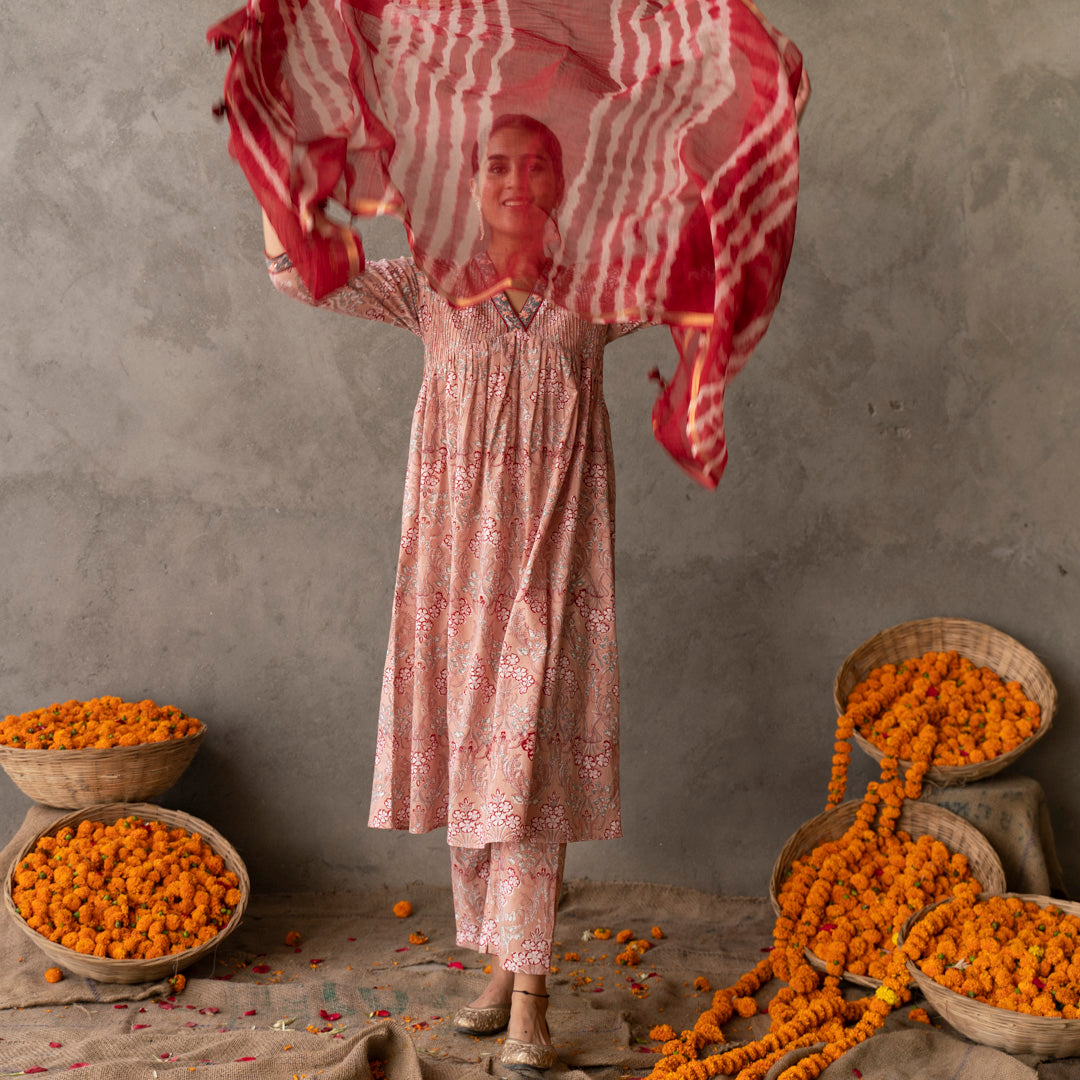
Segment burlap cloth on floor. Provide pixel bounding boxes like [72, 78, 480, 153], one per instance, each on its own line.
[1, 799, 1076, 1078]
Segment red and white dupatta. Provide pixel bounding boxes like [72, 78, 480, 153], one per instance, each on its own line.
[208, 0, 803, 488]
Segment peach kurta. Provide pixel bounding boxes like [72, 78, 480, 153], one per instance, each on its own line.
[269, 253, 636, 847]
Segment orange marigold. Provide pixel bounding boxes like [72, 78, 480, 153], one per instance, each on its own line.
[44, 967, 63, 984]
[169, 973, 186, 993]
[617, 929, 634, 944]
[693, 976, 710, 992]
[409, 931, 428, 945]
[393, 901, 413, 918]
[651, 926, 665, 939]
[593, 927, 612, 940]
[285, 930, 302, 947]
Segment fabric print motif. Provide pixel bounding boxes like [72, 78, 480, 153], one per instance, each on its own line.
[450, 840, 566, 973]
[266, 257, 623, 847]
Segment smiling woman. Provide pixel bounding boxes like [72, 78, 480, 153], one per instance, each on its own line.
[470, 116, 566, 310]
[216, 0, 806, 1069]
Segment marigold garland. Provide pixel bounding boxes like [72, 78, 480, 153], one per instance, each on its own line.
[10, 814, 240, 961]
[902, 894, 1080, 1017]
[829, 651, 1041, 807]
[646, 649, 1042, 1080]
[0, 696, 201, 750]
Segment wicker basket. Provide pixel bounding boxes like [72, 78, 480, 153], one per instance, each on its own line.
[899, 893, 1080, 1058]
[0, 727, 204, 808]
[833, 617, 1056, 786]
[4, 802, 248, 984]
[769, 799, 1006, 988]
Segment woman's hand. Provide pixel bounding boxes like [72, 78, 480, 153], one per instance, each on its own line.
[794, 66, 811, 124]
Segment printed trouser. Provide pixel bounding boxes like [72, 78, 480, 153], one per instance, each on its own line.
[450, 838, 567, 974]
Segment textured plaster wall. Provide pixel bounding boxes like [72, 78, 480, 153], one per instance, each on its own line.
[1, 1, 1077, 898]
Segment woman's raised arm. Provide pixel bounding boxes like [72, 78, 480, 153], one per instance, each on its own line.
[261, 209, 424, 336]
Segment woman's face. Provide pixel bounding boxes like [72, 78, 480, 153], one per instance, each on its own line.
[473, 125, 561, 246]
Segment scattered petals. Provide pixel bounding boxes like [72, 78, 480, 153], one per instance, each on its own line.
[252, 964, 270, 974]
[446, 961, 464, 970]
[243, 1010, 257, 1016]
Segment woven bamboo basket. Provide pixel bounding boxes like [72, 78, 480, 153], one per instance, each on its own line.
[833, 617, 1056, 786]
[0, 727, 204, 808]
[769, 799, 1006, 989]
[899, 893, 1080, 1058]
[4, 802, 248, 984]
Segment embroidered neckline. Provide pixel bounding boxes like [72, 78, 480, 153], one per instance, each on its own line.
[477, 252, 547, 332]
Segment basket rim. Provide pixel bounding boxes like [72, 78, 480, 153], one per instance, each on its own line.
[4, 801, 247, 980]
[0, 725, 205, 758]
[832, 616, 1056, 785]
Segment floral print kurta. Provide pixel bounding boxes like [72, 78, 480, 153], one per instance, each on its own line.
[269, 254, 637, 847]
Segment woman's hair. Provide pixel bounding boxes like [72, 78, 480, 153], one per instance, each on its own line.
[471, 113, 565, 193]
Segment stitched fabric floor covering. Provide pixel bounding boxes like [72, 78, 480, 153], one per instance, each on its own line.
[1, 805, 1076, 1077]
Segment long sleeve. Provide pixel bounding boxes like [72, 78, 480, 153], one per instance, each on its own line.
[267, 252, 425, 338]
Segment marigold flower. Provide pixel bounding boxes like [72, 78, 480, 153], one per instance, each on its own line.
[285, 930, 301, 946]
[692, 976, 710, 992]
[393, 901, 413, 918]
[44, 967, 63, 984]
[169, 973, 187, 993]
[409, 931, 428, 945]
[593, 927, 612, 940]
[651, 925, 665, 939]
[616, 929, 634, 944]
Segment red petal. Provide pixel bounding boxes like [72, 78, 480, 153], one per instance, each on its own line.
[114, 1004, 128, 1010]
[236, 1057, 257, 1062]
[26, 1068, 48, 1074]
[375, 1009, 391, 1017]
[310, 958, 324, 965]
[243, 1010, 257, 1016]
[926, 686, 939, 699]
[820, 923, 837, 932]
[133, 1024, 149, 1030]
[447, 961, 464, 969]
[50, 1042, 62, 1048]
[395, 947, 409, 952]
[252, 964, 270, 973]
[200, 1007, 220, 1015]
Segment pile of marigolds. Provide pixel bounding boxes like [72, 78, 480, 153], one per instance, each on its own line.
[11, 814, 241, 961]
[646, 650, 1046, 1080]
[0, 697, 201, 750]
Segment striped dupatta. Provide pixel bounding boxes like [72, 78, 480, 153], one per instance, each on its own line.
[208, 0, 803, 488]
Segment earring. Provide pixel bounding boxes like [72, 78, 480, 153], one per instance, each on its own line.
[475, 198, 485, 243]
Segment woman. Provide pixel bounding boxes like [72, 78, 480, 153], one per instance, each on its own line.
[262, 114, 640, 1070]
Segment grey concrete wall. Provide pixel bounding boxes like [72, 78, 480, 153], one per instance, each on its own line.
[2, 2, 1076, 898]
